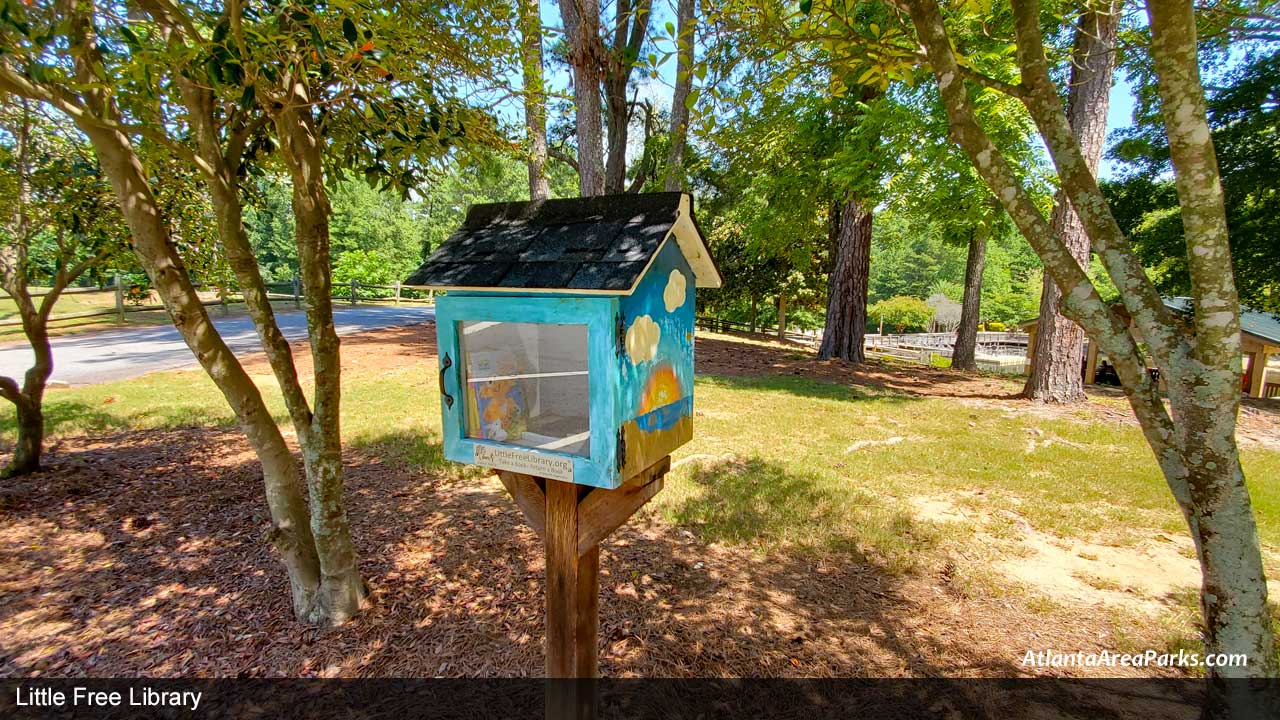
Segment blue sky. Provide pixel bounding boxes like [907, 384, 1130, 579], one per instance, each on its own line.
[524, 1, 1141, 179]
[1101, 76, 1138, 179]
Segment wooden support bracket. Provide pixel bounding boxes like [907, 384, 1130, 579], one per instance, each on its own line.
[497, 456, 669, 682]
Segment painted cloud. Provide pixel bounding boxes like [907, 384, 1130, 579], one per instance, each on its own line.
[625, 314, 661, 364]
[663, 269, 687, 313]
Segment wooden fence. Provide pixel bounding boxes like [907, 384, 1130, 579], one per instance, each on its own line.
[695, 315, 817, 345]
[0, 277, 435, 331]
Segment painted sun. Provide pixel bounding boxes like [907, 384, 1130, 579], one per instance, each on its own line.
[639, 363, 683, 414]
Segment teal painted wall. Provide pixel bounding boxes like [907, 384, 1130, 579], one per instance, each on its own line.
[618, 238, 696, 429]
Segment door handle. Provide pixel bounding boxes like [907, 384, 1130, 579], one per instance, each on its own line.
[439, 352, 454, 409]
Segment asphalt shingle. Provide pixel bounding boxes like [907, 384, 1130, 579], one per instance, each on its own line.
[404, 192, 687, 291]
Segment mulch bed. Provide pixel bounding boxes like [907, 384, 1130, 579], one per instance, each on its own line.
[0, 323, 1205, 682]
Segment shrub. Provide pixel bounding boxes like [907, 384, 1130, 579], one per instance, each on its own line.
[868, 296, 935, 333]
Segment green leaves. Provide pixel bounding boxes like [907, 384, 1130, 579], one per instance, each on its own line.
[239, 84, 256, 112]
[342, 18, 358, 45]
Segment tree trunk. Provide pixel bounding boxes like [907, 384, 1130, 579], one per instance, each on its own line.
[82, 120, 324, 622]
[907, 0, 1279, 703]
[520, 0, 551, 201]
[275, 89, 368, 626]
[604, 72, 629, 195]
[5, 393, 42, 476]
[1147, 0, 1280, 708]
[0, 101, 48, 477]
[749, 296, 758, 334]
[664, 0, 695, 191]
[776, 292, 787, 340]
[558, 0, 605, 196]
[952, 223, 989, 371]
[818, 195, 872, 362]
[602, 0, 651, 194]
[1022, 0, 1119, 403]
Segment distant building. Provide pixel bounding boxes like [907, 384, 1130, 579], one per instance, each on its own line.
[1020, 297, 1280, 398]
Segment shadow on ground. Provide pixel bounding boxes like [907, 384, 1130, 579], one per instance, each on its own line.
[0, 426, 1203, 718]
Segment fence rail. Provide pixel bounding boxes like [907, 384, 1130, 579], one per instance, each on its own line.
[0, 278, 435, 331]
[695, 315, 817, 345]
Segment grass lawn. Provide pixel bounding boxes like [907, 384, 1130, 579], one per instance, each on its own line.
[0, 291, 305, 341]
[2, 327, 1278, 678]
[11, 348, 1280, 562]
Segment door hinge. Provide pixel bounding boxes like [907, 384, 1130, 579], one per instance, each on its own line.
[616, 425, 626, 473]
[616, 312, 626, 357]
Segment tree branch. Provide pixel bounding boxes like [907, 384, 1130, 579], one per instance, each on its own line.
[0, 375, 22, 406]
[548, 145, 581, 173]
[1009, 0, 1182, 370]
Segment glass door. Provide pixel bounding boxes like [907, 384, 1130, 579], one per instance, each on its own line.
[458, 320, 591, 458]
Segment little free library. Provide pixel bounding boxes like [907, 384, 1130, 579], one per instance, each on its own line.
[404, 191, 721, 680]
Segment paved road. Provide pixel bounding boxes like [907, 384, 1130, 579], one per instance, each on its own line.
[0, 305, 435, 386]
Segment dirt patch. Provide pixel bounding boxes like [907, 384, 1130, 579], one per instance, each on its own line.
[910, 494, 1279, 617]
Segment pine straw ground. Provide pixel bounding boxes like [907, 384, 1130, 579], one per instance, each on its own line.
[0, 324, 1273, 687]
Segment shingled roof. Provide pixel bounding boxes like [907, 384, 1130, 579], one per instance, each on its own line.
[1164, 297, 1280, 346]
[403, 191, 721, 293]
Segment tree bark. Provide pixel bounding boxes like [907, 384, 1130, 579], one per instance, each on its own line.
[603, 0, 651, 194]
[519, 0, 551, 201]
[1023, 0, 1119, 403]
[22, 1, 330, 622]
[274, 84, 369, 625]
[818, 195, 872, 362]
[905, 0, 1279, 699]
[80, 120, 324, 622]
[558, 0, 606, 196]
[951, 221, 990, 371]
[1147, 0, 1280, 707]
[663, 0, 695, 191]
[776, 292, 787, 340]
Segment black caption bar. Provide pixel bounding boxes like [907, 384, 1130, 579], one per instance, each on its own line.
[0, 678, 1267, 719]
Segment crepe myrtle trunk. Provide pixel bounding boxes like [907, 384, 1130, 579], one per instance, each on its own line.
[519, 0, 551, 202]
[951, 224, 989, 372]
[0, 108, 50, 477]
[1146, 0, 1279, 709]
[818, 195, 872, 362]
[558, 0, 606, 196]
[275, 89, 369, 626]
[78, 120, 324, 621]
[906, 0, 1279, 707]
[0, 333, 48, 477]
[1023, 0, 1118, 403]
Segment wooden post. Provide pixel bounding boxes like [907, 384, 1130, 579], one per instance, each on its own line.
[292, 275, 301, 309]
[394, 281, 402, 306]
[497, 456, 668, 705]
[545, 479, 580, 678]
[350, 278, 358, 305]
[113, 273, 125, 324]
[1084, 338, 1100, 385]
[1247, 348, 1269, 398]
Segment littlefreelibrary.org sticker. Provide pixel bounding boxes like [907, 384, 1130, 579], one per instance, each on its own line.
[474, 444, 574, 482]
